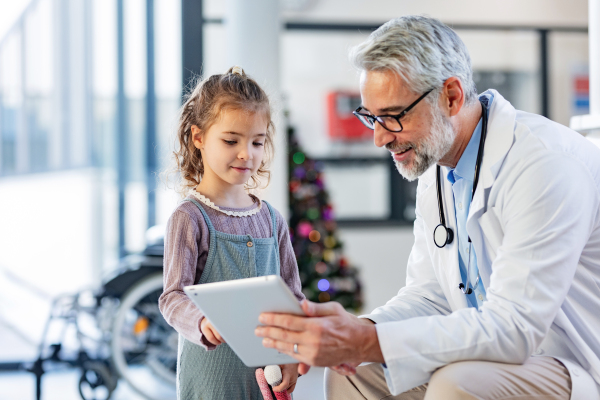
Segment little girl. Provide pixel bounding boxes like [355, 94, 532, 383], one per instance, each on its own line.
[158, 66, 305, 399]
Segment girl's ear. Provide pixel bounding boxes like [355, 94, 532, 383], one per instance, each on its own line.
[191, 125, 203, 150]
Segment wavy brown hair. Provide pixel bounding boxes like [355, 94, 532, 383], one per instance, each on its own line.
[170, 66, 275, 197]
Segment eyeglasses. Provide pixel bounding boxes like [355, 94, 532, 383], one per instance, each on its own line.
[353, 89, 433, 132]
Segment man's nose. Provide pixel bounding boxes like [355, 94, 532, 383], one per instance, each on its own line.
[373, 124, 395, 148]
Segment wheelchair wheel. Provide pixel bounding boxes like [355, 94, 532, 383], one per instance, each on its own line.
[78, 361, 116, 400]
[110, 273, 177, 400]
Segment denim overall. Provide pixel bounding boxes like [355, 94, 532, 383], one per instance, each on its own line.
[177, 198, 280, 400]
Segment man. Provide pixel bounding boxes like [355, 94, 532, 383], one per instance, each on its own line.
[255, 16, 600, 399]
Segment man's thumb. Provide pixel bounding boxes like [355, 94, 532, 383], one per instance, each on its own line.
[301, 299, 343, 317]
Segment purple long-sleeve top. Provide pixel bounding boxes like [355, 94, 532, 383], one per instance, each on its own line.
[158, 196, 305, 350]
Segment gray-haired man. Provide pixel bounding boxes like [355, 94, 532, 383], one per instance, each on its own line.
[255, 15, 600, 400]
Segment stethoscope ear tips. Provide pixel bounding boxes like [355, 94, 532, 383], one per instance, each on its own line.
[434, 224, 454, 248]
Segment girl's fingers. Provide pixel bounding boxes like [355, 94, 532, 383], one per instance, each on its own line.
[273, 374, 290, 392]
[298, 363, 311, 375]
[204, 331, 219, 345]
[288, 382, 296, 393]
[209, 326, 226, 344]
[214, 330, 225, 343]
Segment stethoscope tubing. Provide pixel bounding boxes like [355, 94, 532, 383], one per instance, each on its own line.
[434, 98, 489, 294]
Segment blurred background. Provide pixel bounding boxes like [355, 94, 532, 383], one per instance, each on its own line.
[0, 0, 593, 399]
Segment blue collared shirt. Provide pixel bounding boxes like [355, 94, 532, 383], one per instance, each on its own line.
[446, 107, 489, 309]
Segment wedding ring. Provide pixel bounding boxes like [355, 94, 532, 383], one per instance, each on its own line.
[293, 343, 299, 354]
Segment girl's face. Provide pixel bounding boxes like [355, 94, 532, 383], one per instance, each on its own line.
[192, 108, 268, 188]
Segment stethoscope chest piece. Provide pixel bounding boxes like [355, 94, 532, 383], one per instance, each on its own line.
[434, 223, 454, 248]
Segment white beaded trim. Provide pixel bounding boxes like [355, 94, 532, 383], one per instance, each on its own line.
[188, 189, 262, 217]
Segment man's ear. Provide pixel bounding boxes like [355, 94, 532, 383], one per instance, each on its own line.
[191, 125, 203, 150]
[442, 77, 465, 117]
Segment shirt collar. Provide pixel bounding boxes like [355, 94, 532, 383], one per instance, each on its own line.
[447, 117, 483, 184]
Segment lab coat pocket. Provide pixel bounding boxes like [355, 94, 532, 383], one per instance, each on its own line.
[478, 206, 504, 263]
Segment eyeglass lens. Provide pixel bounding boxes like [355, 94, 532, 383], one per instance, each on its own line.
[356, 113, 403, 132]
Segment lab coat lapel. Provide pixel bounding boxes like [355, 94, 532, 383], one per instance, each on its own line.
[466, 90, 516, 286]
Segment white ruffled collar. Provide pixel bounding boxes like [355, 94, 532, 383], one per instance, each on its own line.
[188, 189, 262, 217]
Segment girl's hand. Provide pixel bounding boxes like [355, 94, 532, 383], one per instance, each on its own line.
[273, 363, 299, 393]
[200, 318, 225, 346]
[330, 361, 360, 376]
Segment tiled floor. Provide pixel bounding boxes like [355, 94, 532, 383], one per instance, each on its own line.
[0, 366, 325, 400]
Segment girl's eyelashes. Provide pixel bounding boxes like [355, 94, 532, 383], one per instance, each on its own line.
[222, 139, 264, 147]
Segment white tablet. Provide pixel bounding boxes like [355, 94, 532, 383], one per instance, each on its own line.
[183, 275, 305, 367]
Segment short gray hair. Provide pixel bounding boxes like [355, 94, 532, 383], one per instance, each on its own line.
[349, 16, 478, 105]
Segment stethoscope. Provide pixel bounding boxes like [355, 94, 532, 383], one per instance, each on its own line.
[433, 98, 489, 295]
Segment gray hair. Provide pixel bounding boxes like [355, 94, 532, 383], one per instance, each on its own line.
[349, 15, 478, 105]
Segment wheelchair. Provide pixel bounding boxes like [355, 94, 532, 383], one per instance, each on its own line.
[29, 226, 177, 400]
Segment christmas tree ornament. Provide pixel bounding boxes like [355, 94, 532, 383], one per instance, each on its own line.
[293, 152, 306, 164]
[324, 236, 336, 248]
[315, 262, 327, 274]
[308, 230, 321, 242]
[297, 221, 313, 237]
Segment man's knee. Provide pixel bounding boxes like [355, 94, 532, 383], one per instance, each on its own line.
[425, 362, 475, 400]
[324, 367, 353, 400]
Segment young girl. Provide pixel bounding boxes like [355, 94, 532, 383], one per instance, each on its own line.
[158, 66, 305, 399]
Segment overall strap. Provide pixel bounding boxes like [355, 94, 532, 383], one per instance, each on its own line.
[262, 201, 278, 247]
[183, 198, 216, 237]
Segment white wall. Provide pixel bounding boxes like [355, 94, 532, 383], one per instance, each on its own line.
[206, 0, 587, 27]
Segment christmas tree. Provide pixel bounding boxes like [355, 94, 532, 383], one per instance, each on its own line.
[287, 124, 363, 312]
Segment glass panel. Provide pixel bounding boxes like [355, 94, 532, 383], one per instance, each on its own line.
[549, 32, 589, 127]
[281, 31, 385, 159]
[0, 31, 22, 175]
[458, 29, 541, 114]
[321, 162, 390, 220]
[124, 0, 147, 252]
[24, 0, 53, 172]
[154, 0, 182, 226]
[92, 0, 119, 269]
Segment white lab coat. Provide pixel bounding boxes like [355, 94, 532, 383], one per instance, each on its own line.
[364, 90, 600, 399]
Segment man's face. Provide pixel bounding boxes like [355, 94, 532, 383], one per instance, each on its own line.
[359, 70, 457, 181]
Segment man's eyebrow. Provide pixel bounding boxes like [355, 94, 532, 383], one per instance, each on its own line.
[378, 105, 406, 113]
[361, 105, 406, 114]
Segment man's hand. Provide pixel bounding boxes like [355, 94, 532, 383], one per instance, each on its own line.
[273, 364, 299, 393]
[200, 318, 225, 346]
[254, 300, 384, 375]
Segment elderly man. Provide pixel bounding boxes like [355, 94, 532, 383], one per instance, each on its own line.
[255, 16, 600, 400]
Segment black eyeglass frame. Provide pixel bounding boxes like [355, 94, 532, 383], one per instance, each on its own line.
[352, 89, 434, 132]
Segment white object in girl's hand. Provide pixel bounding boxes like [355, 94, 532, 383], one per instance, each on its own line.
[264, 365, 283, 386]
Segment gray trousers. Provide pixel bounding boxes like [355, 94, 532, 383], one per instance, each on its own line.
[324, 356, 571, 400]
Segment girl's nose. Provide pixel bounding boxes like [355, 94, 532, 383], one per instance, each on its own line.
[238, 146, 253, 160]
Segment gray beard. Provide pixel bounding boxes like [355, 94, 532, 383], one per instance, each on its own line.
[387, 102, 457, 181]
